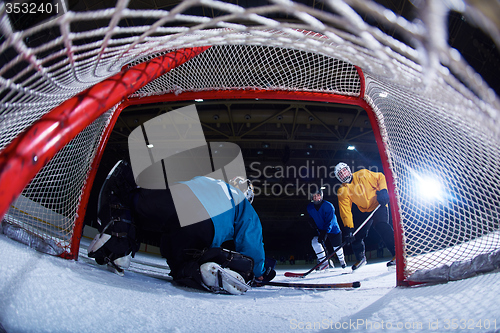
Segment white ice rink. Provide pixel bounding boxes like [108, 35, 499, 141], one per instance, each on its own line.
[1, 233, 499, 333]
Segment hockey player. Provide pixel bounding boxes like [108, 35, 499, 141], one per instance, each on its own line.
[88, 161, 275, 295]
[306, 188, 346, 271]
[334, 162, 396, 271]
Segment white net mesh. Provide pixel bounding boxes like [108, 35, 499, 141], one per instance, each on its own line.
[131, 44, 361, 97]
[364, 74, 500, 276]
[0, 0, 499, 282]
[3, 109, 115, 252]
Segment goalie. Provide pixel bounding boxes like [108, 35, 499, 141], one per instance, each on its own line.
[88, 160, 276, 295]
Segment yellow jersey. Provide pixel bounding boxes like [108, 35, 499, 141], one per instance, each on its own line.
[337, 169, 387, 228]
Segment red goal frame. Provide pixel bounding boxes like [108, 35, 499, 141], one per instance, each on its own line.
[0, 49, 405, 285]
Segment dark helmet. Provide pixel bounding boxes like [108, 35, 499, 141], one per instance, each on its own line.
[310, 188, 324, 205]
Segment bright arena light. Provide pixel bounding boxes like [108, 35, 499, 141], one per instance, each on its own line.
[417, 176, 444, 202]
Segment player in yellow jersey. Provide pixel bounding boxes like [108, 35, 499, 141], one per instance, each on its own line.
[334, 162, 396, 271]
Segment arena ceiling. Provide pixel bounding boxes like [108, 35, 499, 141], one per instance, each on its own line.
[47, 0, 498, 173]
[80, 0, 499, 189]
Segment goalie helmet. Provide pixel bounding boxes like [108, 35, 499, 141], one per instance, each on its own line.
[334, 162, 352, 183]
[310, 188, 323, 205]
[229, 176, 255, 204]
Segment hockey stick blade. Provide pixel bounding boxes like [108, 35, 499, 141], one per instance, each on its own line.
[285, 205, 381, 278]
[284, 269, 352, 278]
[284, 271, 312, 278]
[257, 280, 360, 289]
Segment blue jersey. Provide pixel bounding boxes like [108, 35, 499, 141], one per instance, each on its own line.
[180, 176, 266, 277]
[307, 201, 341, 234]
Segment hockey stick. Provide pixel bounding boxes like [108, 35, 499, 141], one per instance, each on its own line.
[285, 204, 381, 278]
[320, 240, 333, 269]
[257, 280, 360, 289]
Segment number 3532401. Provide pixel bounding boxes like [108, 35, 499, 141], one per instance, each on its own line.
[5, 2, 60, 15]
[443, 319, 496, 330]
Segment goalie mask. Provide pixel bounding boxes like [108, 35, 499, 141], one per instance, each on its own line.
[334, 162, 352, 183]
[229, 176, 255, 204]
[310, 188, 324, 205]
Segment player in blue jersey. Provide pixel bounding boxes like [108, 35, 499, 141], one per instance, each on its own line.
[306, 188, 346, 271]
[88, 161, 275, 295]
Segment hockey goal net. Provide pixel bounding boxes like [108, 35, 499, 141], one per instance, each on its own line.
[0, 0, 499, 286]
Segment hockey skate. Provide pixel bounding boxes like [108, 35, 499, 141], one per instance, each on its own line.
[200, 262, 250, 295]
[351, 257, 366, 271]
[106, 262, 125, 277]
[386, 256, 396, 268]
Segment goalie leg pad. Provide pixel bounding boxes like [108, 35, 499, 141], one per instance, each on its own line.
[88, 220, 139, 269]
[200, 262, 250, 295]
[98, 161, 135, 225]
[99, 160, 137, 211]
[172, 261, 207, 291]
[196, 247, 255, 283]
[172, 248, 254, 293]
[88, 233, 111, 255]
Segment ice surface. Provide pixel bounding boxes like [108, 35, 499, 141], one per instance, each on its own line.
[0, 234, 499, 333]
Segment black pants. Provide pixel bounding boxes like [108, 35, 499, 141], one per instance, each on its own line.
[325, 231, 342, 252]
[351, 204, 395, 261]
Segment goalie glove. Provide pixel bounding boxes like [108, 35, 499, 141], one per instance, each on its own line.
[261, 266, 276, 282]
[252, 257, 276, 286]
[262, 257, 276, 282]
[376, 189, 390, 206]
[251, 267, 276, 287]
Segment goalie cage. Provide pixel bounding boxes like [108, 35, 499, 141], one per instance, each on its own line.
[0, 0, 499, 287]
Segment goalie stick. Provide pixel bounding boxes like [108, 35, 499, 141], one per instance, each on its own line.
[256, 280, 361, 289]
[284, 204, 381, 278]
